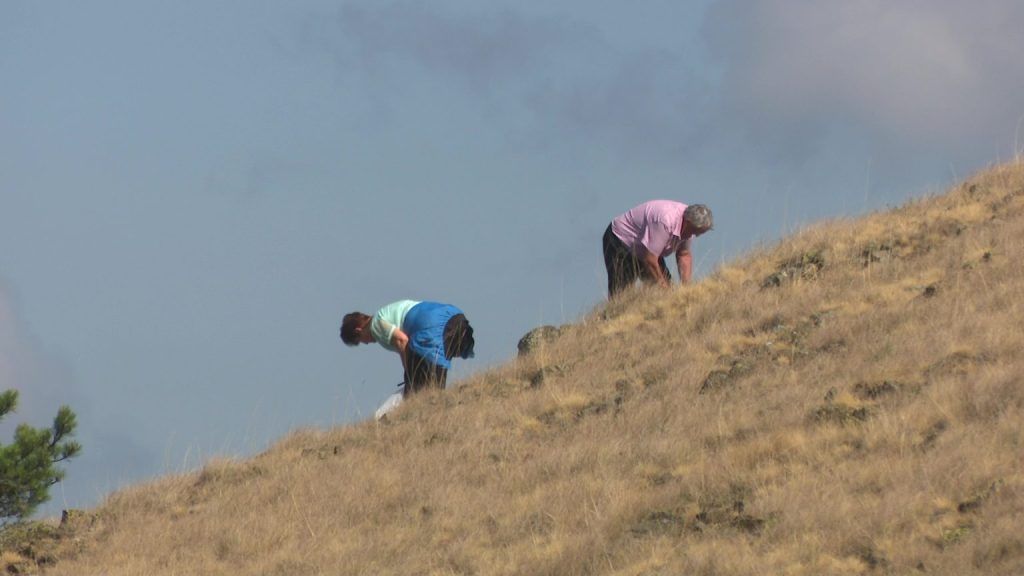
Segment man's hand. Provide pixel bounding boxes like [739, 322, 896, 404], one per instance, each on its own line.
[640, 246, 671, 287]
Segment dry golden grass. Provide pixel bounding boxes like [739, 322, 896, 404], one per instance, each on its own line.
[13, 161, 1024, 575]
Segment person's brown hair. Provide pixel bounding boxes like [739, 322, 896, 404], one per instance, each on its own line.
[340, 312, 371, 346]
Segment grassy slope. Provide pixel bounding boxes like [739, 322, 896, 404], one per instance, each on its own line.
[17, 162, 1024, 575]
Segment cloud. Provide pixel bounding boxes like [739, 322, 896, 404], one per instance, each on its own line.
[0, 292, 23, 392]
[297, 2, 707, 161]
[522, 49, 709, 161]
[0, 281, 75, 433]
[308, 2, 580, 91]
[703, 0, 1024, 164]
[304, 1, 1024, 172]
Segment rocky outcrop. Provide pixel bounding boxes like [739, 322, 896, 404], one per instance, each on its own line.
[517, 325, 565, 356]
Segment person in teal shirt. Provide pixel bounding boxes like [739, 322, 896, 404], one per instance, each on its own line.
[340, 300, 475, 395]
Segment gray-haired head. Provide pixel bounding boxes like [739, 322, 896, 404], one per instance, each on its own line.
[684, 204, 713, 231]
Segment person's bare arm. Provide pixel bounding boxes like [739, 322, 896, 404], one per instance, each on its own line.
[676, 238, 693, 284]
[391, 328, 411, 376]
[639, 245, 671, 288]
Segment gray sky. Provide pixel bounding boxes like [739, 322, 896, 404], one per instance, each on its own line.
[2, 1, 1022, 515]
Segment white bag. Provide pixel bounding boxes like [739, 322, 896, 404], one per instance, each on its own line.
[375, 388, 404, 420]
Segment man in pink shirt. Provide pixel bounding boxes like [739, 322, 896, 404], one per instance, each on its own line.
[603, 201, 713, 297]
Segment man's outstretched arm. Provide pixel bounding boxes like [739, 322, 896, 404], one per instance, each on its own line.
[676, 238, 693, 284]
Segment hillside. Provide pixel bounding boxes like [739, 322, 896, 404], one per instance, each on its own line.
[5, 161, 1024, 575]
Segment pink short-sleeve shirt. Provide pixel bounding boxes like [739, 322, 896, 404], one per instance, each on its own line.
[611, 200, 688, 258]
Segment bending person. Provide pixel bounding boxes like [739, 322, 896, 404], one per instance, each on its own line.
[340, 300, 475, 395]
[603, 201, 713, 297]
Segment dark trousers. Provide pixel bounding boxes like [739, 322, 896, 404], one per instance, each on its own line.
[403, 313, 474, 396]
[404, 352, 447, 396]
[602, 224, 670, 297]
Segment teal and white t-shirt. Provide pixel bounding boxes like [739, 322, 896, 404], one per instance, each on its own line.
[370, 300, 421, 351]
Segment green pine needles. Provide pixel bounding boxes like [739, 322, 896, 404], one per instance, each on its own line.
[0, 390, 81, 524]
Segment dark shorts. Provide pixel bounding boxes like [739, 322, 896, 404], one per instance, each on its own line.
[602, 224, 670, 297]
